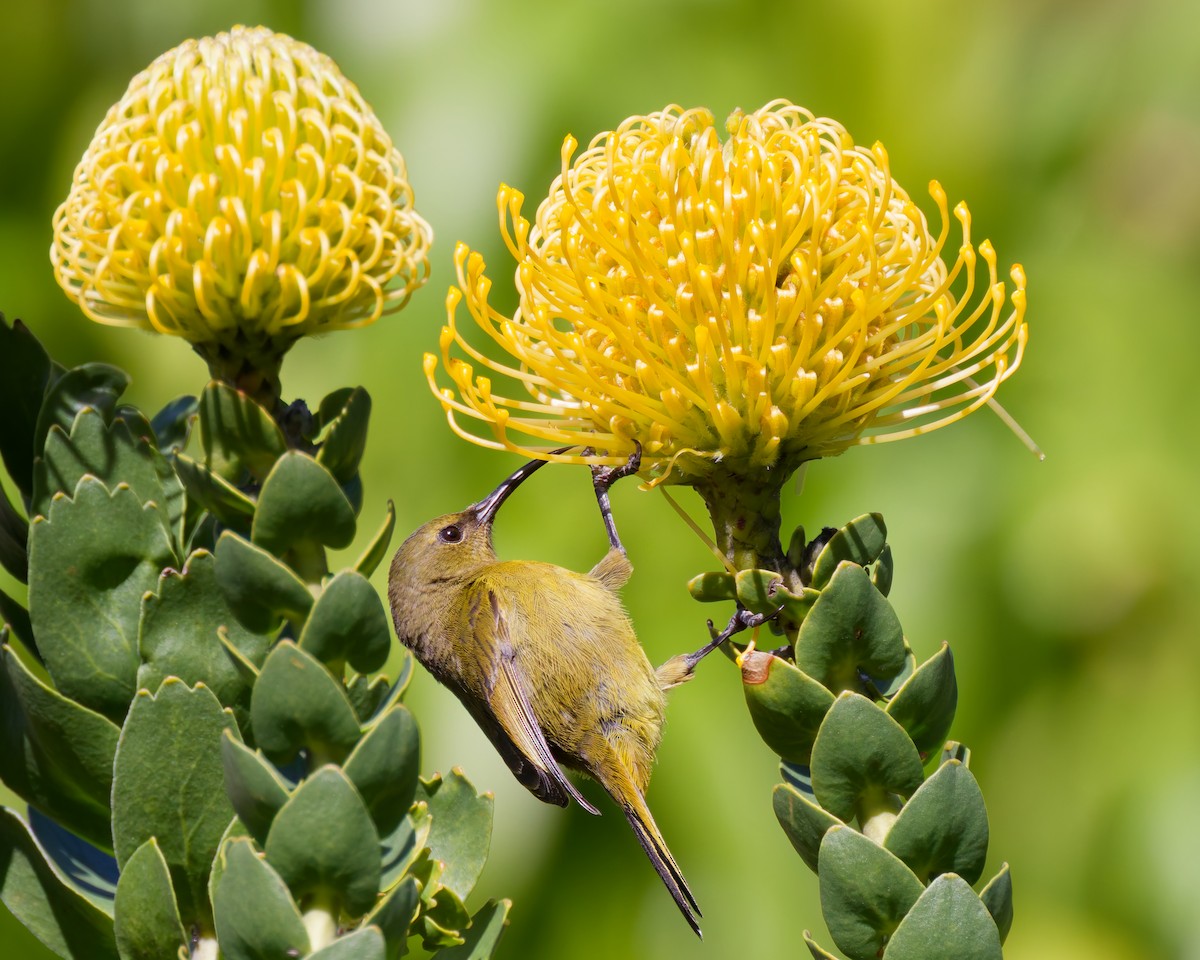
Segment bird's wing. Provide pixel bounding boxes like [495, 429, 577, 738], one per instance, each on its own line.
[465, 584, 600, 815]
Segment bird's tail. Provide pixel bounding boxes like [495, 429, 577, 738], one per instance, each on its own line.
[620, 783, 702, 937]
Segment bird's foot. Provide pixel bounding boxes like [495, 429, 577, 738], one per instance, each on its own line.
[588, 440, 642, 493]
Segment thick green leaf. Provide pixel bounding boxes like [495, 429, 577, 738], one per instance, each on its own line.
[686, 571, 737, 603]
[417, 770, 494, 902]
[365, 876, 419, 959]
[343, 704, 421, 836]
[138, 550, 273, 712]
[0, 484, 29, 583]
[818, 826, 923, 960]
[734, 568, 783, 615]
[885, 644, 958, 760]
[309, 927, 386, 960]
[299, 569, 391, 673]
[346, 674, 393, 724]
[111, 680, 236, 928]
[149, 396, 198, 455]
[252, 452, 357, 556]
[355, 500, 396, 578]
[810, 693, 925, 824]
[0, 645, 119, 850]
[214, 531, 314, 633]
[212, 838, 309, 960]
[113, 838, 187, 960]
[979, 863, 1013, 944]
[220, 731, 292, 845]
[379, 803, 432, 893]
[802, 932, 841, 959]
[794, 562, 906, 695]
[884, 760, 989, 885]
[785, 524, 807, 573]
[438, 900, 511, 960]
[32, 409, 172, 531]
[264, 767, 381, 917]
[872, 544, 894, 597]
[197, 381, 287, 483]
[0, 806, 119, 960]
[251, 641, 363, 764]
[418, 880, 469, 950]
[0, 316, 54, 500]
[772, 782, 843, 874]
[172, 453, 256, 532]
[316, 386, 371, 485]
[33, 364, 129, 469]
[28, 478, 176, 718]
[882, 874, 1003, 960]
[810, 513, 888, 588]
[741, 651, 835, 763]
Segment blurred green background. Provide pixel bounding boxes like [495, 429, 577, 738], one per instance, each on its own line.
[2, 0, 1198, 957]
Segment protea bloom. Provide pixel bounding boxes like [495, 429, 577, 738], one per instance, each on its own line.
[428, 101, 1027, 491]
[51, 25, 431, 405]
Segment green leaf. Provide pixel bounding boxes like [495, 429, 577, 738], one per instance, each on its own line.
[882, 874, 1003, 960]
[299, 569, 391, 673]
[149, 395, 198, 455]
[979, 863, 1013, 944]
[818, 826, 923, 960]
[884, 760, 988, 885]
[686, 571, 737, 603]
[734, 568, 783, 615]
[810, 693, 925, 824]
[220, 731, 292, 845]
[32, 409, 173, 534]
[0, 484, 29, 583]
[251, 641, 363, 764]
[111, 680, 236, 928]
[885, 644, 958, 760]
[785, 524, 807, 573]
[810, 513, 888, 589]
[0, 316, 54, 500]
[740, 651, 835, 763]
[214, 531, 314, 633]
[310, 927, 386, 960]
[365, 876, 419, 960]
[380, 803, 432, 893]
[197, 381, 287, 483]
[872, 544, 894, 597]
[772, 782, 843, 874]
[113, 838, 187, 960]
[138, 550, 274, 715]
[33, 364, 129, 469]
[418, 883, 469, 951]
[212, 838, 310, 960]
[316, 386, 371, 485]
[0, 644, 120, 850]
[344, 704, 421, 836]
[794, 562, 906, 695]
[28, 478, 176, 718]
[417, 770, 494, 902]
[346, 674, 394, 724]
[264, 766, 381, 917]
[356, 500, 396, 578]
[438, 900, 511, 960]
[172, 453, 256, 533]
[252, 452, 357, 556]
[0, 806, 119, 960]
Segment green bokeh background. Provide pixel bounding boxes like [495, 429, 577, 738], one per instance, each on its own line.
[2, 1, 1197, 957]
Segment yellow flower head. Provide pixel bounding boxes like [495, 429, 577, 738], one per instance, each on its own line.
[428, 101, 1027, 485]
[51, 25, 431, 377]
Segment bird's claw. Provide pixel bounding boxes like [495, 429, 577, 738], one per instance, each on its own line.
[588, 440, 643, 492]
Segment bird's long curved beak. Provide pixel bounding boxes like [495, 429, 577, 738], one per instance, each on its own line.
[469, 448, 572, 524]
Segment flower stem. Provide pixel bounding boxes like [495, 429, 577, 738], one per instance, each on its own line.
[694, 470, 802, 591]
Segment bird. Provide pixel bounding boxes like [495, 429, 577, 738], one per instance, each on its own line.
[387, 445, 710, 935]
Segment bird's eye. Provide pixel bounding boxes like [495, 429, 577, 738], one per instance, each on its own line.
[438, 524, 464, 543]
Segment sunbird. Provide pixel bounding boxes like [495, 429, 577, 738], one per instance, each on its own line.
[388, 447, 741, 936]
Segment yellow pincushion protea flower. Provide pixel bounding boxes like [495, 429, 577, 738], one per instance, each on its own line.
[428, 101, 1027, 486]
[51, 25, 431, 399]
